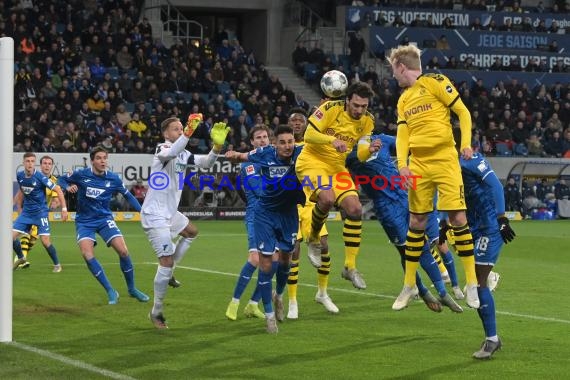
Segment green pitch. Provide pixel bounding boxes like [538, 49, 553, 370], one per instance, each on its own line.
[2, 220, 569, 379]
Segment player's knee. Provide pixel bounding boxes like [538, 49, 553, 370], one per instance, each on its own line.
[181, 223, 198, 238]
[317, 192, 335, 211]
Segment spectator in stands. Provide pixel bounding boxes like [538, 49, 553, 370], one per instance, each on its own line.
[392, 15, 406, 28]
[555, 179, 570, 200]
[548, 20, 560, 34]
[349, 31, 366, 67]
[504, 177, 522, 212]
[544, 131, 565, 157]
[470, 17, 484, 30]
[436, 35, 450, 50]
[446, 56, 459, 69]
[127, 112, 148, 138]
[292, 42, 310, 76]
[442, 17, 455, 29]
[426, 56, 440, 70]
[499, 18, 513, 32]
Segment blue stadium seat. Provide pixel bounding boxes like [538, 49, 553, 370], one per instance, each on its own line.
[108, 66, 120, 80]
[124, 102, 135, 113]
[303, 63, 319, 83]
[495, 142, 512, 156]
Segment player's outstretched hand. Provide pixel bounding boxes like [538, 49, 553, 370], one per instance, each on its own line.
[210, 122, 231, 146]
[438, 219, 450, 244]
[185, 113, 203, 137]
[497, 216, 516, 243]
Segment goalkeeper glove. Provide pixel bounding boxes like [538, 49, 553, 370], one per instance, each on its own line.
[497, 216, 516, 243]
[438, 219, 450, 244]
[210, 122, 231, 150]
[184, 113, 203, 137]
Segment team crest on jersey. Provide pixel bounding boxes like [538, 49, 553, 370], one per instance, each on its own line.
[86, 187, 105, 198]
[314, 109, 324, 120]
[477, 160, 488, 173]
[21, 186, 34, 195]
[245, 165, 255, 175]
[269, 166, 289, 178]
[325, 128, 335, 136]
[105, 181, 111, 187]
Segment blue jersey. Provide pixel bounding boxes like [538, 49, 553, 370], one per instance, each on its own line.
[345, 134, 405, 202]
[59, 168, 131, 223]
[17, 169, 56, 215]
[460, 153, 505, 234]
[239, 161, 263, 214]
[246, 145, 305, 211]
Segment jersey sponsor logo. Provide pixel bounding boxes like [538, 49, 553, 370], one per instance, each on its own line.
[21, 186, 34, 195]
[268, 166, 289, 178]
[404, 103, 433, 118]
[324, 100, 344, 111]
[424, 73, 445, 81]
[325, 128, 356, 144]
[245, 165, 255, 175]
[314, 109, 324, 120]
[86, 186, 105, 198]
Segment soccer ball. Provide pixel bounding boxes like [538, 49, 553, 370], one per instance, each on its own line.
[320, 70, 348, 98]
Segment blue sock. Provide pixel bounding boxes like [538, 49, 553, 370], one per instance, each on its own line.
[233, 261, 256, 299]
[119, 255, 135, 291]
[258, 269, 273, 313]
[477, 287, 497, 338]
[45, 245, 60, 265]
[441, 250, 459, 287]
[275, 262, 291, 296]
[13, 239, 24, 259]
[86, 257, 113, 292]
[251, 283, 262, 303]
[420, 249, 446, 297]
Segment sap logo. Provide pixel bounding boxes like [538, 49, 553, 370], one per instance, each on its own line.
[175, 163, 186, 173]
[269, 166, 289, 178]
[86, 187, 105, 198]
[21, 186, 34, 195]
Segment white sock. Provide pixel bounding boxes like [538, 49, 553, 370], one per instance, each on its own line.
[173, 237, 194, 265]
[152, 265, 173, 315]
[487, 335, 499, 342]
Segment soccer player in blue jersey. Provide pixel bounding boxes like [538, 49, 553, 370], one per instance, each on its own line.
[225, 125, 270, 321]
[58, 146, 149, 305]
[226, 125, 305, 333]
[142, 114, 230, 329]
[13, 152, 68, 271]
[440, 130, 516, 359]
[346, 134, 463, 313]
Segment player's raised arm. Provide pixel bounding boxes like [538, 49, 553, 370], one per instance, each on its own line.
[356, 135, 381, 162]
[194, 121, 231, 168]
[156, 114, 203, 162]
[225, 150, 249, 163]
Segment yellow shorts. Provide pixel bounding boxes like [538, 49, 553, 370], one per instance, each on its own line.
[28, 225, 38, 239]
[297, 203, 328, 241]
[296, 160, 357, 206]
[408, 146, 466, 214]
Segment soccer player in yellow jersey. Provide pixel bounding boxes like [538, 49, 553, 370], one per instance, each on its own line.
[388, 45, 480, 310]
[13, 155, 64, 272]
[296, 82, 381, 290]
[287, 107, 339, 319]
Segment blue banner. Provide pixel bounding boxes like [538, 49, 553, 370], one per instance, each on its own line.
[370, 26, 568, 52]
[346, 6, 570, 31]
[426, 69, 568, 88]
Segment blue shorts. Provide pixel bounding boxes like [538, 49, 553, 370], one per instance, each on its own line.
[245, 210, 256, 252]
[254, 207, 298, 255]
[76, 218, 123, 246]
[473, 229, 503, 266]
[374, 197, 408, 246]
[13, 212, 50, 235]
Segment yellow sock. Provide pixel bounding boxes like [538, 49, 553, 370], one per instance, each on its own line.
[452, 223, 477, 285]
[20, 235, 31, 259]
[317, 251, 331, 293]
[404, 228, 425, 286]
[343, 218, 361, 270]
[287, 259, 299, 302]
[431, 247, 447, 274]
[310, 204, 328, 241]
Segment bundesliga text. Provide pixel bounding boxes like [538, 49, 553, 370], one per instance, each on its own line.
[147, 171, 421, 192]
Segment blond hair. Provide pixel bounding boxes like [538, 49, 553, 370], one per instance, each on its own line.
[388, 45, 422, 71]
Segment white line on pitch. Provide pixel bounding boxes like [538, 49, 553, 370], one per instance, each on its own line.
[5, 341, 137, 380]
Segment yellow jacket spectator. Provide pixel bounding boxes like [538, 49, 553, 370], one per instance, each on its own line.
[126, 112, 148, 138]
[87, 92, 105, 113]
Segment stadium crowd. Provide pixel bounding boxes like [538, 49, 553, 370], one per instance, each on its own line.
[7, 0, 311, 156]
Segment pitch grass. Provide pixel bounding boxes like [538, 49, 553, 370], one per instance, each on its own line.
[2, 220, 569, 379]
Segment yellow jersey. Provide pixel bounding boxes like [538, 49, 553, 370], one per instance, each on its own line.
[302, 100, 374, 167]
[45, 174, 58, 207]
[396, 73, 464, 151]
